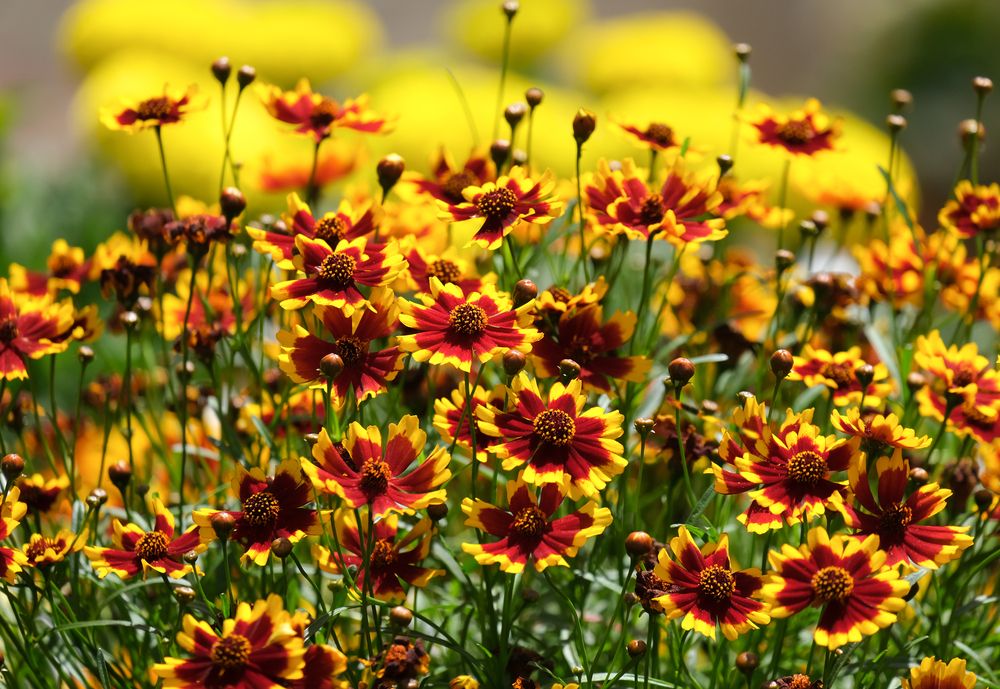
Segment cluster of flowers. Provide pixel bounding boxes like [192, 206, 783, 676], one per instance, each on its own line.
[0, 13, 998, 689]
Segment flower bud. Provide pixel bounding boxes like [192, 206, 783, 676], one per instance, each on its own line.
[769, 349, 794, 379]
[210, 511, 236, 540]
[236, 65, 256, 89]
[626, 640, 647, 658]
[572, 109, 597, 145]
[427, 502, 448, 522]
[502, 0, 519, 19]
[173, 585, 197, 604]
[909, 466, 929, 485]
[377, 154, 406, 196]
[886, 114, 907, 132]
[890, 88, 912, 110]
[775, 249, 796, 273]
[108, 460, 132, 491]
[503, 350, 527, 376]
[906, 372, 926, 392]
[959, 119, 985, 146]
[855, 364, 875, 389]
[736, 390, 755, 404]
[734, 43, 752, 62]
[183, 550, 199, 564]
[1, 453, 25, 481]
[120, 310, 139, 330]
[736, 651, 759, 674]
[974, 488, 994, 512]
[558, 358, 581, 382]
[525, 87, 544, 108]
[211, 57, 231, 85]
[220, 187, 246, 221]
[798, 219, 818, 239]
[717, 154, 734, 176]
[87, 488, 108, 508]
[505, 102, 528, 129]
[304, 433, 320, 447]
[667, 357, 695, 387]
[810, 210, 830, 233]
[78, 345, 95, 365]
[390, 605, 413, 627]
[634, 418, 654, 436]
[625, 531, 653, 558]
[176, 360, 195, 381]
[973, 76, 993, 96]
[320, 353, 344, 380]
[490, 139, 511, 172]
[271, 537, 293, 559]
[512, 279, 537, 307]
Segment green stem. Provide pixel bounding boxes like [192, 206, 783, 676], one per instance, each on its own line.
[154, 126, 176, 216]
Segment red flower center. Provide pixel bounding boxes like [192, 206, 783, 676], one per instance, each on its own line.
[698, 564, 736, 601]
[316, 252, 357, 288]
[786, 450, 827, 486]
[442, 171, 478, 203]
[533, 409, 576, 446]
[210, 633, 252, 670]
[335, 336, 365, 365]
[639, 194, 666, 226]
[314, 216, 347, 244]
[427, 258, 463, 284]
[242, 491, 280, 527]
[448, 303, 488, 336]
[776, 119, 816, 145]
[820, 361, 855, 389]
[370, 538, 396, 569]
[811, 565, 854, 602]
[877, 502, 913, 535]
[359, 458, 392, 496]
[476, 187, 517, 220]
[644, 123, 675, 147]
[0, 318, 19, 343]
[25, 536, 60, 562]
[510, 506, 548, 538]
[135, 97, 173, 121]
[135, 530, 170, 561]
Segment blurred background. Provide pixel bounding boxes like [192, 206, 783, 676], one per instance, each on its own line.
[1, 0, 997, 266]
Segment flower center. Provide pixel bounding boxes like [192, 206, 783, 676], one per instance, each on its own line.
[0, 318, 19, 343]
[548, 286, 572, 303]
[316, 252, 356, 288]
[442, 171, 478, 203]
[359, 458, 392, 496]
[210, 634, 252, 670]
[510, 506, 548, 538]
[786, 450, 827, 486]
[242, 491, 280, 527]
[135, 97, 173, 121]
[50, 254, 78, 278]
[639, 194, 665, 225]
[309, 99, 339, 129]
[370, 538, 396, 569]
[427, 258, 463, 284]
[776, 119, 815, 145]
[952, 362, 979, 388]
[698, 564, 736, 601]
[533, 409, 576, 446]
[644, 123, 675, 147]
[877, 502, 913, 535]
[788, 675, 813, 689]
[476, 187, 517, 220]
[25, 537, 59, 562]
[821, 361, 855, 388]
[134, 530, 170, 561]
[334, 336, 365, 365]
[811, 566, 854, 603]
[314, 215, 347, 244]
[448, 303, 488, 336]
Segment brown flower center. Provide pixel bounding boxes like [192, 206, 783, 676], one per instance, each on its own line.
[788, 675, 813, 689]
[510, 505, 548, 538]
[210, 634, 252, 670]
[359, 458, 392, 496]
[952, 362, 979, 388]
[0, 318, 19, 343]
[135, 97, 173, 121]
[698, 564, 736, 601]
[427, 258, 463, 284]
[370, 538, 396, 569]
[548, 286, 572, 303]
[314, 215, 347, 244]
[533, 409, 576, 446]
[821, 361, 855, 389]
[476, 187, 517, 219]
[811, 566, 854, 602]
[25, 537, 59, 562]
[242, 491, 280, 527]
[309, 99, 339, 129]
[134, 530, 170, 561]
[334, 336, 365, 365]
[449, 303, 488, 336]
[644, 123, 675, 147]
[442, 171, 478, 203]
[776, 119, 815, 145]
[316, 252, 356, 288]
[877, 502, 913, 535]
[639, 194, 665, 225]
[786, 450, 827, 486]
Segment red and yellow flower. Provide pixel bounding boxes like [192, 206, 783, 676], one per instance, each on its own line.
[902, 657, 977, 689]
[15, 473, 69, 514]
[787, 346, 892, 406]
[939, 180, 1000, 238]
[461, 480, 611, 573]
[84, 495, 205, 579]
[401, 148, 494, 206]
[535, 277, 607, 316]
[762, 527, 909, 649]
[397, 277, 541, 373]
[400, 238, 494, 295]
[193, 459, 321, 566]
[477, 372, 626, 499]
[248, 192, 376, 263]
[314, 509, 442, 600]
[0, 279, 76, 381]
[304, 415, 450, 517]
[749, 99, 839, 156]
[160, 270, 255, 342]
[22, 528, 86, 569]
[0, 488, 28, 583]
[270, 235, 406, 313]
[616, 120, 684, 152]
[440, 166, 562, 250]
[277, 287, 403, 407]
[153, 594, 306, 689]
[842, 451, 973, 569]
[9, 240, 90, 297]
[831, 408, 931, 453]
[433, 384, 506, 463]
[260, 79, 391, 142]
[101, 85, 199, 133]
[652, 526, 770, 640]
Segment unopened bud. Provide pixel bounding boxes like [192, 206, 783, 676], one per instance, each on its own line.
[634, 418, 654, 436]
[108, 461, 132, 491]
[78, 345, 95, 365]
[1, 453, 24, 481]
[320, 353, 344, 380]
[667, 357, 695, 387]
[502, 0, 519, 19]
[377, 154, 406, 195]
[512, 279, 537, 307]
[627, 640, 647, 658]
[890, 89, 912, 110]
[390, 605, 413, 627]
[427, 502, 448, 522]
[558, 359, 581, 382]
[220, 187, 246, 220]
[236, 65, 256, 89]
[736, 651, 759, 674]
[210, 511, 236, 539]
[489, 139, 511, 171]
[775, 249, 796, 273]
[855, 364, 875, 389]
[770, 350, 794, 379]
[973, 76, 993, 96]
[173, 585, 197, 604]
[572, 109, 597, 145]
[271, 537, 293, 559]
[625, 531, 653, 558]
[211, 57, 231, 85]
[504, 102, 528, 129]
[909, 467, 929, 485]
[502, 350, 527, 376]
[886, 114, 907, 132]
[525, 87, 544, 108]
[120, 310, 139, 330]
[717, 154, 734, 176]
[734, 43, 752, 62]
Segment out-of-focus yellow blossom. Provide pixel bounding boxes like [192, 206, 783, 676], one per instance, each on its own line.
[59, 0, 381, 85]
[444, 0, 590, 67]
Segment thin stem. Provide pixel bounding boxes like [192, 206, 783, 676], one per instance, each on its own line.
[176, 267, 199, 528]
[306, 139, 323, 207]
[492, 16, 514, 141]
[154, 126, 177, 216]
[776, 158, 791, 252]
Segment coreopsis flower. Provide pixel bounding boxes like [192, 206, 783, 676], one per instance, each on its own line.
[8, 240, 90, 296]
[530, 304, 651, 392]
[477, 372, 626, 499]
[461, 480, 611, 573]
[270, 236, 406, 313]
[22, 528, 86, 568]
[153, 595, 305, 689]
[161, 271, 255, 341]
[762, 527, 909, 649]
[831, 408, 931, 454]
[15, 473, 69, 514]
[401, 147, 494, 205]
[712, 396, 858, 532]
[277, 287, 403, 407]
[397, 278, 541, 373]
[0, 279, 76, 381]
[101, 85, 199, 132]
[715, 177, 790, 228]
[433, 384, 506, 462]
[651, 526, 770, 640]
[400, 238, 493, 295]
[91, 232, 159, 307]
[772, 675, 823, 689]
[914, 330, 1000, 444]
[260, 79, 391, 142]
[649, 413, 718, 467]
[248, 193, 375, 263]
[439, 166, 562, 250]
[787, 346, 892, 406]
[85, 496, 205, 579]
[617, 120, 683, 152]
[0, 488, 28, 583]
[535, 277, 607, 315]
[749, 98, 839, 156]
[843, 450, 972, 569]
[304, 415, 450, 517]
[902, 657, 977, 689]
[290, 643, 347, 689]
[586, 158, 727, 246]
[193, 459, 321, 566]
[374, 636, 430, 687]
[939, 180, 1000, 238]
[313, 509, 442, 600]
[164, 214, 234, 257]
